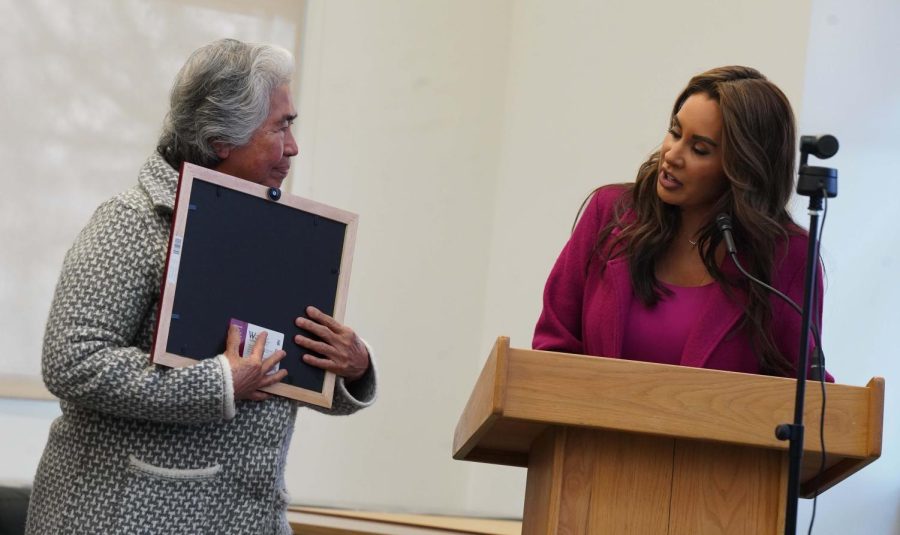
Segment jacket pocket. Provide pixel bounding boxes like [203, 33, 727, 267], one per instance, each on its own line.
[113, 455, 224, 534]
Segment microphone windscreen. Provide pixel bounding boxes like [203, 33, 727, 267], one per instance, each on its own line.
[716, 213, 733, 232]
[716, 213, 737, 255]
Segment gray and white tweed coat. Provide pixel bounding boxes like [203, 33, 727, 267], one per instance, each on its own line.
[26, 153, 377, 535]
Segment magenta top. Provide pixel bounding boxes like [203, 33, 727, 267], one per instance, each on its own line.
[533, 185, 833, 381]
[621, 282, 717, 365]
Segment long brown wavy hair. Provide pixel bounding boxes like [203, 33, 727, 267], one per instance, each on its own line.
[595, 66, 799, 376]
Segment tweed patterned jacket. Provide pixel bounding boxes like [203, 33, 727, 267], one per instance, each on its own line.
[26, 153, 377, 535]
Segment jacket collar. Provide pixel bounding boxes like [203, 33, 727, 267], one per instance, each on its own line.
[138, 152, 179, 212]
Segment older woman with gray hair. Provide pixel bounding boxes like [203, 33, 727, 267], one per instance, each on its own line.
[26, 39, 376, 535]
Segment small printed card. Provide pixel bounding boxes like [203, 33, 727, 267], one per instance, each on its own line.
[228, 318, 284, 375]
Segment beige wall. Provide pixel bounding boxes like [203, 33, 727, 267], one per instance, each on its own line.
[285, 0, 814, 518]
[285, 0, 515, 513]
[2, 0, 897, 531]
[469, 0, 813, 515]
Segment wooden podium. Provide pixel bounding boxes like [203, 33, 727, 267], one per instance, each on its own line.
[453, 338, 883, 534]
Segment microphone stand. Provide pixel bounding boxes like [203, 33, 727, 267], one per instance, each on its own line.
[776, 136, 838, 535]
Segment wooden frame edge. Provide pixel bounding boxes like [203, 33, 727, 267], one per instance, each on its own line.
[151, 163, 356, 409]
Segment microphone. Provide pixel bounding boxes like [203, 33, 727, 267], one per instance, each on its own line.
[714, 213, 825, 379]
[715, 213, 737, 255]
[800, 135, 839, 160]
[799, 134, 839, 172]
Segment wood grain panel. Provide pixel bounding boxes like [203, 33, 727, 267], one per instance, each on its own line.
[453, 338, 883, 527]
[574, 429, 673, 534]
[463, 417, 546, 466]
[668, 440, 786, 535]
[502, 348, 873, 458]
[453, 338, 509, 460]
[522, 428, 565, 535]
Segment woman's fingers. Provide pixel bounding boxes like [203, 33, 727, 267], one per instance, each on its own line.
[302, 351, 366, 381]
[301, 353, 337, 372]
[306, 306, 344, 332]
[293, 334, 335, 357]
[226, 327, 293, 400]
[225, 325, 242, 355]
[296, 306, 347, 340]
[264, 368, 289, 385]
[246, 391, 271, 402]
[262, 349, 287, 371]
[295, 316, 332, 341]
[248, 331, 268, 362]
[291, 308, 369, 381]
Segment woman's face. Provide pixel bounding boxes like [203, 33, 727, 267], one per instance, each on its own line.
[213, 84, 299, 188]
[657, 93, 728, 214]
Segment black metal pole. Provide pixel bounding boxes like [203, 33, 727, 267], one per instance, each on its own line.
[777, 136, 838, 534]
[777, 194, 822, 535]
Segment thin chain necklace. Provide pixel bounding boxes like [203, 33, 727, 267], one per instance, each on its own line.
[688, 238, 698, 248]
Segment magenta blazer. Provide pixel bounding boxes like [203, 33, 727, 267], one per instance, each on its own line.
[533, 185, 832, 380]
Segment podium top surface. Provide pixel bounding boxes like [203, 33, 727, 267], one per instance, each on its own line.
[453, 337, 883, 497]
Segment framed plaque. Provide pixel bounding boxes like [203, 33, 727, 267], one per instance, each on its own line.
[151, 163, 357, 408]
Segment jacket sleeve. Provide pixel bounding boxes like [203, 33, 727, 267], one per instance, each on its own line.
[533, 188, 616, 354]
[42, 198, 234, 423]
[772, 238, 835, 382]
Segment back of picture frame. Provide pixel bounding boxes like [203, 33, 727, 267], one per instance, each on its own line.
[151, 163, 358, 408]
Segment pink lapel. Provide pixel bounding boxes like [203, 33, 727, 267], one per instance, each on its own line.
[679, 260, 746, 368]
[601, 257, 632, 358]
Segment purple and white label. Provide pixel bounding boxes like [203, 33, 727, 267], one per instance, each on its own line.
[228, 318, 284, 375]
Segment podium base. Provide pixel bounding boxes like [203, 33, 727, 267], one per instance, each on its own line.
[522, 427, 788, 534]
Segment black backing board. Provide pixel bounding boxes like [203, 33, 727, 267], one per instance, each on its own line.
[152, 163, 357, 406]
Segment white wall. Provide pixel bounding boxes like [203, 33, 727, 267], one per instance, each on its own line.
[1, 0, 897, 531]
[469, 0, 815, 515]
[794, 0, 900, 532]
[283, 0, 515, 513]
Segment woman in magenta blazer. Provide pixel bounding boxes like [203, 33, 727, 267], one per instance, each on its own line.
[534, 66, 831, 379]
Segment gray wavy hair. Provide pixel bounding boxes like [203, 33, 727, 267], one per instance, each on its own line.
[157, 38, 294, 169]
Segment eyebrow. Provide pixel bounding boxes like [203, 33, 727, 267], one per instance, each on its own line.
[672, 116, 719, 147]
